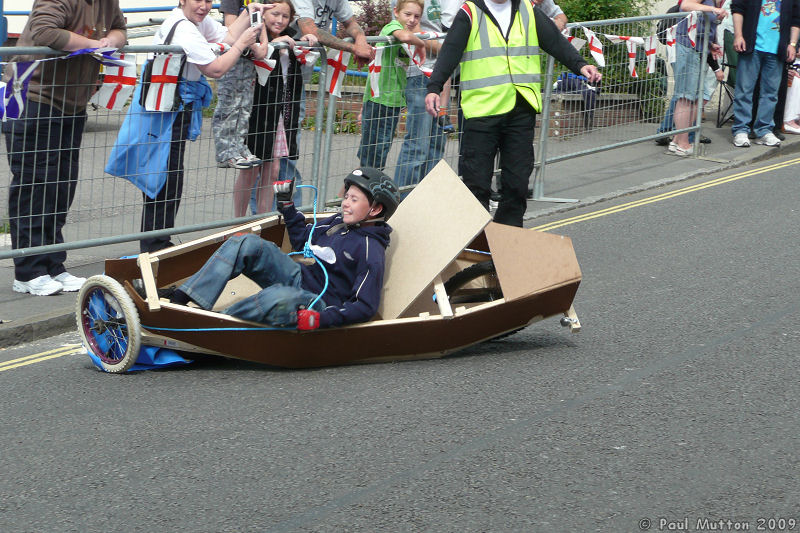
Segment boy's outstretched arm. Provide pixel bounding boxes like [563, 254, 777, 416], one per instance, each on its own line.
[391, 28, 426, 64]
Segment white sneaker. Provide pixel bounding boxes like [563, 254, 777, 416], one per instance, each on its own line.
[755, 132, 781, 147]
[733, 132, 751, 147]
[13, 275, 63, 296]
[53, 272, 86, 292]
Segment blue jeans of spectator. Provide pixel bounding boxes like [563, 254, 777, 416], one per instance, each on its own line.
[2, 100, 85, 282]
[658, 95, 696, 143]
[178, 233, 324, 326]
[358, 99, 400, 171]
[394, 75, 446, 188]
[733, 50, 782, 137]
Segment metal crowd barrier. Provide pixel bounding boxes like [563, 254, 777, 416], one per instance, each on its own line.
[0, 12, 711, 260]
[532, 12, 711, 202]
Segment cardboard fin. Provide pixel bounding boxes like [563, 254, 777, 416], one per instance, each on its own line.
[485, 222, 582, 302]
[378, 161, 491, 320]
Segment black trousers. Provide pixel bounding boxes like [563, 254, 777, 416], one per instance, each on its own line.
[140, 107, 191, 253]
[2, 100, 85, 281]
[459, 94, 535, 227]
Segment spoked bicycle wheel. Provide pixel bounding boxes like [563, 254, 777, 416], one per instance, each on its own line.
[76, 275, 141, 373]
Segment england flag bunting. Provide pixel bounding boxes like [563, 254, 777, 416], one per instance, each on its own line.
[89, 52, 137, 110]
[644, 35, 658, 74]
[0, 61, 38, 121]
[143, 53, 184, 111]
[293, 45, 321, 67]
[254, 44, 277, 86]
[626, 40, 639, 77]
[582, 27, 605, 67]
[686, 12, 697, 48]
[561, 28, 586, 52]
[326, 48, 350, 97]
[666, 25, 677, 63]
[401, 43, 433, 76]
[368, 46, 384, 98]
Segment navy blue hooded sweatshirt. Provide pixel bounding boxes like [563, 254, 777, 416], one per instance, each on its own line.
[279, 203, 392, 329]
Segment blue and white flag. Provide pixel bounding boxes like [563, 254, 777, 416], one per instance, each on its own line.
[0, 61, 38, 120]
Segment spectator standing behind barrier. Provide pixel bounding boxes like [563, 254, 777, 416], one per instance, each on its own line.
[358, 0, 426, 170]
[392, 0, 448, 189]
[2, 0, 127, 296]
[239, 0, 318, 215]
[670, 0, 726, 157]
[105, 0, 267, 253]
[425, 0, 600, 227]
[214, 0, 272, 170]
[280, 0, 376, 205]
[730, 0, 799, 148]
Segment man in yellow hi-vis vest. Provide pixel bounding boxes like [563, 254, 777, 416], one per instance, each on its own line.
[425, 0, 600, 227]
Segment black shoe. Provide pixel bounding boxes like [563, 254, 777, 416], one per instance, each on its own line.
[655, 137, 670, 146]
[527, 187, 534, 199]
[131, 279, 177, 300]
[699, 135, 711, 144]
[748, 131, 757, 139]
[773, 130, 786, 141]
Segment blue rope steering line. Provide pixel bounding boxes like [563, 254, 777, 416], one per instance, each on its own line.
[140, 184, 329, 333]
[288, 184, 329, 311]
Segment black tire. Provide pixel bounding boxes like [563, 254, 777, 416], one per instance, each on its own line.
[444, 260, 523, 340]
[76, 275, 141, 373]
[443, 260, 502, 305]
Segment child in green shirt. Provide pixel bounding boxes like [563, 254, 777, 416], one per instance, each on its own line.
[358, 0, 426, 171]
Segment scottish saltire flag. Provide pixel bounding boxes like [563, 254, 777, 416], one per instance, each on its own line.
[0, 61, 38, 121]
[89, 52, 137, 110]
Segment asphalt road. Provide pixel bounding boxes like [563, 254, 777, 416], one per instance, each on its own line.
[1, 155, 799, 533]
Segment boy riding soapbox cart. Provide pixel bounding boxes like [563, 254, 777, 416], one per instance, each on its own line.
[76, 162, 582, 372]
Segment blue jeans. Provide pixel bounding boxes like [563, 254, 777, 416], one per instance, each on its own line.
[393, 75, 447, 188]
[179, 234, 324, 326]
[358, 99, 400, 170]
[733, 50, 782, 137]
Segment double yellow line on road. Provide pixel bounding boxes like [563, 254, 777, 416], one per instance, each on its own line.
[533, 157, 800, 232]
[0, 344, 84, 372]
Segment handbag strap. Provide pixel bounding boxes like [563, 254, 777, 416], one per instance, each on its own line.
[162, 18, 186, 46]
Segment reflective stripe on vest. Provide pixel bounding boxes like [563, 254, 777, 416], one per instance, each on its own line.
[459, 0, 542, 119]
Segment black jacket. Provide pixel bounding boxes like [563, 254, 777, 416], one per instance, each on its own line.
[731, 0, 800, 56]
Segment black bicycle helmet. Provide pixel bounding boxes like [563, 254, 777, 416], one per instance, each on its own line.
[343, 167, 400, 220]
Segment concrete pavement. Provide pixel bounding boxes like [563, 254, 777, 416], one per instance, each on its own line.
[2, 120, 798, 348]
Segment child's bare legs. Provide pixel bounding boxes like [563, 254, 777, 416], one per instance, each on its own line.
[255, 161, 277, 213]
[234, 167, 260, 217]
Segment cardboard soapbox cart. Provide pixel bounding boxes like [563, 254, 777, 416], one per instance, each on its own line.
[76, 162, 582, 372]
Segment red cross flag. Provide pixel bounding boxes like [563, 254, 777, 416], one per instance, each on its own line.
[209, 42, 231, 55]
[293, 45, 321, 67]
[562, 28, 586, 52]
[583, 28, 605, 67]
[326, 49, 351, 97]
[89, 52, 137, 110]
[687, 12, 697, 48]
[254, 44, 277, 86]
[666, 25, 677, 63]
[143, 53, 183, 111]
[644, 35, 658, 74]
[368, 46, 384, 98]
[626, 40, 638, 78]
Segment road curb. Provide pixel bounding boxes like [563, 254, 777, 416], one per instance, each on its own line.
[0, 309, 76, 348]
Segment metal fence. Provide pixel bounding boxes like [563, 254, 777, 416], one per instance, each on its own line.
[533, 12, 711, 201]
[0, 12, 710, 260]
